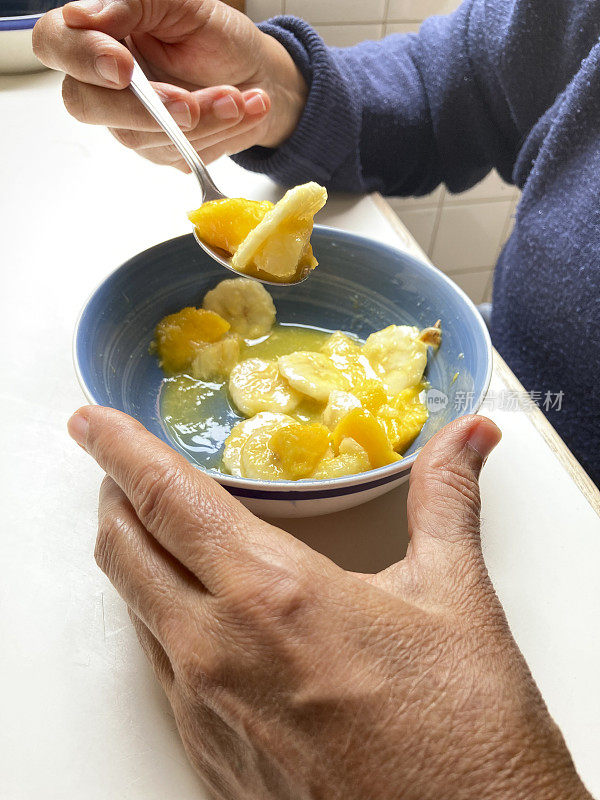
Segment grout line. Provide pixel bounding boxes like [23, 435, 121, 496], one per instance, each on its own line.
[438, 193, 518, 207]
[483, 270, 495, 303]
[290, 18, 430, 26]
[427, 186, 446, 260]
[443, 264, 496, 276]
[282, 0, 286, 14]
[390, 193, 517, 212]
[308, 19, 391, 26]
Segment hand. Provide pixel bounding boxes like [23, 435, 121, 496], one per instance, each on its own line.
[33, 0, 307, 169]
[68, 408, 591, 800]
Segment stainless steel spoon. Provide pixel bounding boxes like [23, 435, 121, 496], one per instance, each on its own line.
[128, 55, 310, 286]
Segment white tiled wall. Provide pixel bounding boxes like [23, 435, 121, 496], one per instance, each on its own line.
[245, 0, 520, 303]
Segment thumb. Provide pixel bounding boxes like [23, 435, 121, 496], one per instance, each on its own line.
[63, 0, 145, 40]
[402, 415, 501, 603]
[408, 415, 501, 551]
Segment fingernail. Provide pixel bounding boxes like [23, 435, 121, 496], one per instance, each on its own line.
[68, 412, 89, 449]
[70, 0, 104, 12]
[212, 95, 239, 120]
[245, 93, 267, 116]
[166, 100, 192, 129]
[95, 54, 120, 85]
[467, 421, 501, 461]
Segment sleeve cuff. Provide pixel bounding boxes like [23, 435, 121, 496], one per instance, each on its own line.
[232, 16, 363, 191]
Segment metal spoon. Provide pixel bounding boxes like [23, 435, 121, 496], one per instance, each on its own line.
[128, 55, 310, 286]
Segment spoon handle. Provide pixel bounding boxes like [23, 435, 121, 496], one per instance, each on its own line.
[128, 56, 224, 202]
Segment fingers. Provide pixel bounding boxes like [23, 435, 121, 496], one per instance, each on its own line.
[33, 7, 133, 87]
[109, 104, 268, 168]
[62, 77, 252, 131]
[97, 475, 213, 653]
[128, 607, 175, 693]
[69, 406, 275, 589]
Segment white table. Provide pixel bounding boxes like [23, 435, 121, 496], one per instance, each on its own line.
[2, 70, 599, 799]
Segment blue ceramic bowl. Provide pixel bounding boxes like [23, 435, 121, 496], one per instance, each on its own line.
[0, 2, 67, 74]
[74, 228, 492, 518]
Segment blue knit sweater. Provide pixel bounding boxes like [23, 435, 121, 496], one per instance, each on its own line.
[234, 1, 600, 486]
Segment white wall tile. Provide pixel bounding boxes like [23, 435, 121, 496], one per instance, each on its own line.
[396, 207, 438, 254]
[285, 0, 386, 24]
[313, 24, 383, 47]
[431, 200, 513, 272]
[444, 170, 519, 203]
[386, 185, 443, 209]
[387, 0, 459, 21]
[384, 22, 421, 34]
[447, 269, 493, 304]
[246, 0, 283, 21]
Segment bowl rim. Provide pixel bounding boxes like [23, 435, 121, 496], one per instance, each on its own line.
[0, 13, 43, 30]
[73, 226, 493, 496]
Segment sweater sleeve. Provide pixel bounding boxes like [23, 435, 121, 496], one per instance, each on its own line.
[233, 0, 600, 195]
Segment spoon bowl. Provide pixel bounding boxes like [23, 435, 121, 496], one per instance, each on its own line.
[191, 228, 313, 286]
[127, 53, 310, 286]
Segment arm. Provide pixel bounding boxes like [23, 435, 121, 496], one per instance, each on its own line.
[235, 0, 598, 195]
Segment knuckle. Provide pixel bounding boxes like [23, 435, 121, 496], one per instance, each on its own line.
[131, 461, 186, 530]
[31, 20, 44, 60]
[94, 514, 124, 575]
[110, 127, 142, 149]
[32, 8, 64, 63]
[31, 13, 51, 61]
[61, 76, 85, 120]
[429, 460, 481, 513]
[227, 561, 314, 628]
[175, 647, 211, 688]
[162, 143, 186, 161]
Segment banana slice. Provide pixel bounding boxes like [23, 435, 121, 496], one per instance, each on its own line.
[240, 429, 288, 481]
[190, 334, 240, 381]
[321, 330, 378, 387]
[363, 325, 429, 395]
[278, 351, 350, 402]
[203, 278, 276, 339]
[231, 182, 327, 281]
[229, 358, 301, 416]
[338, 437, 370, 457]
[322, 390, 361, 430]
[312, 447, 371, 479]
[222, 412, 295, 476]
[320, 330, 361, 359]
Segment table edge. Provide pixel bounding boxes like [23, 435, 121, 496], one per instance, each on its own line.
[371, 192, 600, 517]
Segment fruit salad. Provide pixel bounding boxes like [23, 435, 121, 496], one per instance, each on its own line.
[188, 182, 327, 283]
[154, 279, 441, 481]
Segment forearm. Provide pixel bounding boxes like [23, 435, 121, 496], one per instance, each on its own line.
[236, 0, 594, 197]
[234, 5, 515, 195]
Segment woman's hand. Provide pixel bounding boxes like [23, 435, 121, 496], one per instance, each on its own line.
[68, 407, 590, 800]
[33, 0, 307, 168]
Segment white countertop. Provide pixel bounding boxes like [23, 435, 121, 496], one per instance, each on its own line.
[2, 70, 599, 799]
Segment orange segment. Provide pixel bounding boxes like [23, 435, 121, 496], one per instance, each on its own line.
[383, 386, 429, 453]
[354, 379, 388, 413]
[268, 423, 331, 480]
[332, 408, 401, 469]
[188, 198, 274, 255]
[155, 307, 230, 373]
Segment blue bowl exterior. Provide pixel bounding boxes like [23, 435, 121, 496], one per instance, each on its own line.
[74, 228, 492, 502]
[0, 2, 67, 29]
